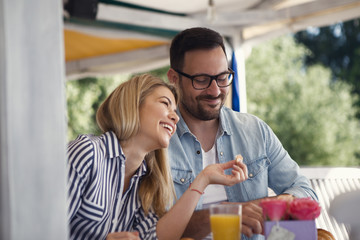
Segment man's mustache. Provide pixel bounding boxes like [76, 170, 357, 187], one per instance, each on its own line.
[196, 94, 225, 101]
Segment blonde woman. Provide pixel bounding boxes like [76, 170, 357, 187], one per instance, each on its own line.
[67, 74, 248, 240]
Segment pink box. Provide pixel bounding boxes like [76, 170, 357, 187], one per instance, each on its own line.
[264, 220, 317, 240]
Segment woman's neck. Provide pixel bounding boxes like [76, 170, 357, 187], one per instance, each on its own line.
[120, 137, 147, 192]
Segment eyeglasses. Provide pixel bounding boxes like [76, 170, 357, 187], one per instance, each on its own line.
[174, 68, 235, 90]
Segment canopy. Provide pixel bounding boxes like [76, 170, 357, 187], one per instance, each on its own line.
[64, 0, 360, 79]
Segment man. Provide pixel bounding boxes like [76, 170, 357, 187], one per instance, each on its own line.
[167, 27, 317, 240]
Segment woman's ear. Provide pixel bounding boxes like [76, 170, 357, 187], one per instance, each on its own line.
[167, 68, 178, 84]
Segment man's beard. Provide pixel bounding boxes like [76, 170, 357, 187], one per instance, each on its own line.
[181, 93, 225, 121]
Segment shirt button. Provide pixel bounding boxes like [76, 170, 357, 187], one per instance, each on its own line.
[220, 152, 224, 156]
[249, 173, 253, 178]
[180, 178, 185, 183]
[196, 150, 200, 154]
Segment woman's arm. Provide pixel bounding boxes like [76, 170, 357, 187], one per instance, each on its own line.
[156, 159, 248, 240]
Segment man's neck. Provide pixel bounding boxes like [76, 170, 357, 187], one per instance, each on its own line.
[180, 107, 219, 152]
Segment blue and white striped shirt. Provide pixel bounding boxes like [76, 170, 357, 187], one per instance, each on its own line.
[67, 131, 158, 240]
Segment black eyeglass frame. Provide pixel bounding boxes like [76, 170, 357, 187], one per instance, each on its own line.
[174, 68, 235, 90]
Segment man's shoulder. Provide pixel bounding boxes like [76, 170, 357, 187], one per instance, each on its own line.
[220, 107, 262, 124]
[219, 107, 270, 136]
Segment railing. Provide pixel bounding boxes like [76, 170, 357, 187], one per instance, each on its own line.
[300, 167, 360, 240]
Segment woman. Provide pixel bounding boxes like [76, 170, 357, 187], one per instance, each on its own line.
[67, 74, 248, 240]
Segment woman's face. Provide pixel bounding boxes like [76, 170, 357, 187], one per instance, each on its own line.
[138, 86, 179, 151]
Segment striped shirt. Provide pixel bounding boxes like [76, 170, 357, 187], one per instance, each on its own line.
[67, 131, 159, 240]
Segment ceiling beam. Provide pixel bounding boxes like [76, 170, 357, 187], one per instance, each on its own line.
[97, 3, 202, 31]
[242, 1, 360, 46]
[96, 2, 238, 36]
[66, 44, 169, 79]
[208, 0, 360, 26]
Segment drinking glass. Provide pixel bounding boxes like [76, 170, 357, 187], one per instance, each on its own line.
[209, 204, 242, 240]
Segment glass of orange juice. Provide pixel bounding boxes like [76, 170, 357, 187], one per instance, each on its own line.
[210, 204, 242, 240]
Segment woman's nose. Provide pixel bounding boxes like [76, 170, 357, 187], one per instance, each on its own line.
[170, 111, 179, 124]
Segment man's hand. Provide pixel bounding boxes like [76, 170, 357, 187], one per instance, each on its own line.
[241, 202, 264, 238]
[222, 201, 263, 238]
[240, 194, 294, 237]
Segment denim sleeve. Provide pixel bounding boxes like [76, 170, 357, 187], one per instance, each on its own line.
[261, 120, 318, 200]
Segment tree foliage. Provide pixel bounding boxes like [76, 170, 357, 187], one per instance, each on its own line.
[66, 75, 130, 141]
[66, 71, 168, 141]
[246, 36, 360, 166]
[295, 18, 360, 118]
[65, 36, 360, 166]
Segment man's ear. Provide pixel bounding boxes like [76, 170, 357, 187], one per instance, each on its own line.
[167, 68, 178, 84]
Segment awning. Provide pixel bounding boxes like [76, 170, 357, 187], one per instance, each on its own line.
[64, 0, 360, 79]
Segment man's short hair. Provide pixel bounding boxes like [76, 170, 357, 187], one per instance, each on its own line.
[169, 27, 226, 70]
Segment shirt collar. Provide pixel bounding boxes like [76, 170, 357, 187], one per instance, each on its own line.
[135, 160, 148, 178]
[175, 109, 191, 138]
[219, 107, 232, 136]
[103, 131, 123, 159]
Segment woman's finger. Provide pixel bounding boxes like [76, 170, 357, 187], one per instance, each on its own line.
[232, 164, 247, 181]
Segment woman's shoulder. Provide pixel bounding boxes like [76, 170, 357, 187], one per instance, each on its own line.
[68, 131, 115, 148]
[68, 134, 99, 150]
[67, 132, 112, 165]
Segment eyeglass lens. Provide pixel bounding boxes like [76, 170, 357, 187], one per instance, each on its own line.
[192, 72, 233, 89]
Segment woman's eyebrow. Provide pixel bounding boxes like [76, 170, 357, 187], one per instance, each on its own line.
[160, 96, 172, 105]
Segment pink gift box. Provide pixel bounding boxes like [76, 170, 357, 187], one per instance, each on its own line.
[264, 220, 317, 240]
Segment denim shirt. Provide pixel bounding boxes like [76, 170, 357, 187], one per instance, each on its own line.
[168, 107, 318, 240]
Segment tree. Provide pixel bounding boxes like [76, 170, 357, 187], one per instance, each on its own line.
[66, 71, 168, 141]
[246, 36, 360, 166]
[65, 36, 360, 166]
[66, 75, 130, 140]
[295, 18, 360, 118]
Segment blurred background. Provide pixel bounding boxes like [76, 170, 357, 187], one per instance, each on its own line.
[2, 1, 360, 239]
[64, 0, 360, 167]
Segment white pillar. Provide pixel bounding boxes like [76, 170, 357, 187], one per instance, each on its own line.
[0, 0, 68, 239]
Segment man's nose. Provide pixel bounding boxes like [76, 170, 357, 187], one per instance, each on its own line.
[206, 78, 221, 95]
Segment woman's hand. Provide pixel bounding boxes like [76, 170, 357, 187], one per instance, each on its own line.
[202, 155, 248, 186]
[106, 232, 140, 240]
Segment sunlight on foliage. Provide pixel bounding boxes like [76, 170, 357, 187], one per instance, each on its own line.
[65, 36, 360, 166]
[66, 74, 130, 141]
[246, 36, 360, 166]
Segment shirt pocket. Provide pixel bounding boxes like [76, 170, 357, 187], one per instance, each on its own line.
[171, 168, 193, 200]
[246, 155, 270, 180]
[171, 168, 193, 185]
[77, 197, 106, 222]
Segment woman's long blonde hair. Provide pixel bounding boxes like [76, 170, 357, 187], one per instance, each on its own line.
[96, 74, 177, 217]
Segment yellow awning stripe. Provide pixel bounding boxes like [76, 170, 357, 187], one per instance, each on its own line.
[64, 29, 167, 61]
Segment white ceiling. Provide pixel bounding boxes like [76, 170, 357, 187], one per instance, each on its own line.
[64, 0, 360, 79]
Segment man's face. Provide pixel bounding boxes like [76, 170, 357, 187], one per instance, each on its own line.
[179, 46, 230, 121]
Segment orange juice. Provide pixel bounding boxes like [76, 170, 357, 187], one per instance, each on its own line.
[210, 214, 241, 240]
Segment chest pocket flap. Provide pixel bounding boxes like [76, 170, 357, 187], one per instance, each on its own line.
[171, 168, 193, 185]
[246, 156, 270, 179]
